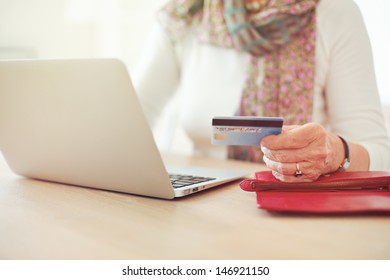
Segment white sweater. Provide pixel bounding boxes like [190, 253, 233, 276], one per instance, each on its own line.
[133, 0, 390, 171]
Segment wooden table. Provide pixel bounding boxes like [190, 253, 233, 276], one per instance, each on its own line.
[0, 153, 389, 259]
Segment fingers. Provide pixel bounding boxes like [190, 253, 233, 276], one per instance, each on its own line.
[260, 123, 331, 182]
[261, 145, 327, 164]
[271, 170, 320, 183]
[263, 156, 323, 182]
[261, 123, 326, 150]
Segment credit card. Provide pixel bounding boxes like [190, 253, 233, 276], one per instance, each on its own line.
[212, 116, 284, 146]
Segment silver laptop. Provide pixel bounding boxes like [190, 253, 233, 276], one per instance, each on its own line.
[0, 59, 247, 199]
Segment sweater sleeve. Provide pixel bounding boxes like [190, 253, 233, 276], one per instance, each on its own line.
[317, 0, 390, 170]
[131, 22, 180, 128]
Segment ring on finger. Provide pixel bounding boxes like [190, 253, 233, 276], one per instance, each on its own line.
[294, 162, 303, 177]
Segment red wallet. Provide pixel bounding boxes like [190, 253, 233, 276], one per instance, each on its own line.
[240, 171, 390, 213]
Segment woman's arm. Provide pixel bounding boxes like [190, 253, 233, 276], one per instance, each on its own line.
[319, 0, 390, 171]
[261, 0, 390, 181]
[131, 22, 180, 128]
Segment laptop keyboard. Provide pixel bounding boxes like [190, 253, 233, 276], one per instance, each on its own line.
[169, 173, 216, 189]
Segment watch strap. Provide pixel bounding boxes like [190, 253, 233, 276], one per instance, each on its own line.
[338, 136, 350, 172]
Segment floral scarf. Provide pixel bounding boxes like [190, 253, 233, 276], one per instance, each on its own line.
[160, 0, 319, 162]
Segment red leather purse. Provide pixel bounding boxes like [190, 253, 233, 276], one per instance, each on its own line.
[240, 171, 390, 213]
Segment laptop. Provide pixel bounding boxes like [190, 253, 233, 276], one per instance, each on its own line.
[0, 58, 247, 199]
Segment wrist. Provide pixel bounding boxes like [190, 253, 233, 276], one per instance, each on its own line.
[326, 133, 347, 174]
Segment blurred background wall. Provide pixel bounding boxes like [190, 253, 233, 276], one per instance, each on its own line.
[0, 0, 166, 67]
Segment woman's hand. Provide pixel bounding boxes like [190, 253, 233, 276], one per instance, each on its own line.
[260, 123, 345, 182]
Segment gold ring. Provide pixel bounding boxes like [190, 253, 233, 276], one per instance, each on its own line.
[294, 162, 303, 177]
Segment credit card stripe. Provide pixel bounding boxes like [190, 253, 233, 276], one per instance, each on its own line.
[212, 118, 283, 127]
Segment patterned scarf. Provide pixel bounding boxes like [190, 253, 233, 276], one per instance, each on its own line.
[160, 0, 319, 162]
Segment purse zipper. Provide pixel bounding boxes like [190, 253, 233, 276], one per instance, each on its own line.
[250, 179, 390, 192]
